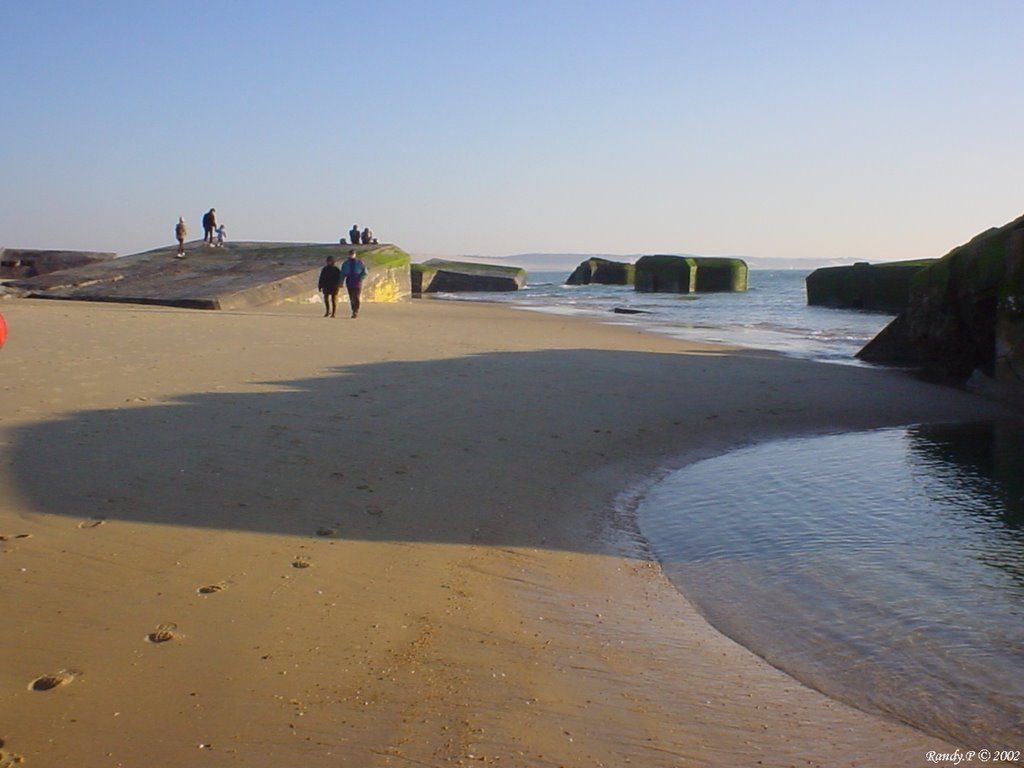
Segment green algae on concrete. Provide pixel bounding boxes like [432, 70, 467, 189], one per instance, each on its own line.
[806, 259, 935, 313]
[998, 232, 1024, 385]
[634, 255, 747, 293]
[565, 258, 635, 286]
[858, 213, 1024, 388]
[412, 259, 526, 294]
[8, 241, 412, 310]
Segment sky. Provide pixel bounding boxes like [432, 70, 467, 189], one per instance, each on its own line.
[2, 1, 1022, 263]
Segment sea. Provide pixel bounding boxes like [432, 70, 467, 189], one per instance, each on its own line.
[435, 269, 1024, 755]
[438, 269, 894, 365]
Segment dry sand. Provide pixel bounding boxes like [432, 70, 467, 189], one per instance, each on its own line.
[0, 297, 1016, 767]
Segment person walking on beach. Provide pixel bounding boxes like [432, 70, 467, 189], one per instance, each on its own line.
[349, 224, 360, 247]
[318, 255, 342, 317]
[175, 216, 188, 258]
[340, 249, 368, 318]
[202, 208, 217, 245]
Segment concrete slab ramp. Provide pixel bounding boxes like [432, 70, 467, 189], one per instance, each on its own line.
[0, 248, 116, 279]
[5, 242, 412, 310]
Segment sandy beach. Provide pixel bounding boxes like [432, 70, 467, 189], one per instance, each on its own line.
[0, 296, 1017, 768]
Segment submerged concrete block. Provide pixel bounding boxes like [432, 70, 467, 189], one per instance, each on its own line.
[634, 255, 747, 293]
[565, 258, 635, 286]
[806, 260, 934, 313]
[412, 259, 526, 294]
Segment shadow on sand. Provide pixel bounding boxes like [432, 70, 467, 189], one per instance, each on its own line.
[5, 346, 997, 555]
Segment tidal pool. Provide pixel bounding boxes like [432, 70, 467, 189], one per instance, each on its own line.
[639, 421, 1024, 751]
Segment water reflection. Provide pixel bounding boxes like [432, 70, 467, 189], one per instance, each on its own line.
[639, 421, 1024, 753]
[909, 422, 1024, 527]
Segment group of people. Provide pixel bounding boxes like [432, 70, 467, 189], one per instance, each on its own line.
[175, 213, 380, 258]
[170, 211, 370, 319]
[318, 250, 368, 318]
[347, 224, 375, 246]
[174, 208, 225, 257]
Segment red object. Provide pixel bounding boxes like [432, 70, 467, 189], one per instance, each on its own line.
[0, 313, 6, 348]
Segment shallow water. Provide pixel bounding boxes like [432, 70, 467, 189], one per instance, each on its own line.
[439, 269, 895, 365]
[638, 421, 1024, 751]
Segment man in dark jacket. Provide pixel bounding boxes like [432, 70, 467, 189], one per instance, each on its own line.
[202, 208, 217, 244]
[317, 255, 342, 317]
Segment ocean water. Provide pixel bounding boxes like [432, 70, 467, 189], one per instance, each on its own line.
[639, 423, 1024, 752]
[437, 269, 895, 364]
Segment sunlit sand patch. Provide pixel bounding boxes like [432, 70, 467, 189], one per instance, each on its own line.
[147, 622, 182, 643]
[29, 668, 80, 691]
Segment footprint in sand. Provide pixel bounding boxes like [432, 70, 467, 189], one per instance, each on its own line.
[291, 556, 312, 569]
[0, 534, 31, 542]
[146, 622, 182, 643]
[0, 738, 25, 767]
[29, 668, 80, 692]
[77, 517, 106, 529]
[196, 582, 227, 595]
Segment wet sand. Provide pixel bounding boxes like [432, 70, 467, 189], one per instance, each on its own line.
[0, 297, 1016, 767]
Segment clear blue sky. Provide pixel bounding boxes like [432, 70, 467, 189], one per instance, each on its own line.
[3, 1, 1022, 261]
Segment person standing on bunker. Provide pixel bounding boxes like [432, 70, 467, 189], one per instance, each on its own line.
[202, 208, 217, 245]
[340, 249, 368, 318]
[174, 216, 188, 258]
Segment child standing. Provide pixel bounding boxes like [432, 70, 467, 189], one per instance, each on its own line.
[174, 216, 188, 258]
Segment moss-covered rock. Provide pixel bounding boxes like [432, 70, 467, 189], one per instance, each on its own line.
[857, 213, 1024, 388]
[806, 259, 935, 312]
[997, 230, 1024, 386]
[412, 259, 526, 294]
[634, 255, 747, 293]
[565, 258, 635, 286]
[355, 245, 412, 304]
